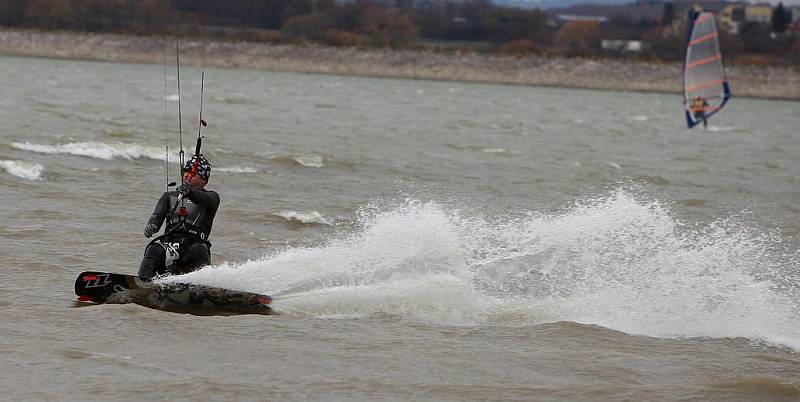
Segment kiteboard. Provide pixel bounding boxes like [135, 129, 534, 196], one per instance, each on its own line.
[74, 271, 273, 315]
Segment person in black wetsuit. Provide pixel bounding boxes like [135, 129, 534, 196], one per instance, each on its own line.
[138, 155, 219, 279]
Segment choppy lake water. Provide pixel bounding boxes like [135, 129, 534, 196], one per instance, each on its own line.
[2, 55, 800, 401]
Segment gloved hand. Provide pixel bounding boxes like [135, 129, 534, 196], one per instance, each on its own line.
[176, 181, 191, 196]
[144, 223, 159, 238]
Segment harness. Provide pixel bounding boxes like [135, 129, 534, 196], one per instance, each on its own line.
[166, 191, 210, 241]
[154, 224, 210, 244]
[146, 226, 211, 270]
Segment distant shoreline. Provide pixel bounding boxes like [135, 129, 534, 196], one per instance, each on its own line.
[2, 29, 798, 100]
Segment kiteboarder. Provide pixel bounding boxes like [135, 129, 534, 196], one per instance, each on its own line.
[138, 155, 219, 280]
[690, 96, 710, 129]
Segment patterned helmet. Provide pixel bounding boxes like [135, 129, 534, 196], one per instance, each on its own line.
[183, 155, 211, 181]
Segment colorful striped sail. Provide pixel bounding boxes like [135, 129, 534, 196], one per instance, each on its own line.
[683, 11, 730, 128]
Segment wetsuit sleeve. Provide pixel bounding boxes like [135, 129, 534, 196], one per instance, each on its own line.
[146, 192, 171, 230]
[185, 189, 220, 217]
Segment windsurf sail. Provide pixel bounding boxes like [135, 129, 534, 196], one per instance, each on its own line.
[683, 11, 730, 129]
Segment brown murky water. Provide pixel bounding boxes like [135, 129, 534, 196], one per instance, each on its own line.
[2, 55, 800, 400]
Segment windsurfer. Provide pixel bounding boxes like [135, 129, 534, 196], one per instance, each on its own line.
[690, 96, 710, 129]
[138, 155, 219, 280]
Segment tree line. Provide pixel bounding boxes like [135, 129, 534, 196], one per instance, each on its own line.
[0, 0, 797, 64]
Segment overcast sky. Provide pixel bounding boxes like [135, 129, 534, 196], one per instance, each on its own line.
[520, 0, 800, 5]
[746, 0, 800, 5]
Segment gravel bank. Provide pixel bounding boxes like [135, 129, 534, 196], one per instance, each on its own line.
[1, 29, 798, 99]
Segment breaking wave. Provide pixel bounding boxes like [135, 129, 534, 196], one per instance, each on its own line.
[0, 160, 43, 180]
[11, 141, 171, 161]
[216, 166, 258, 174]
[269, 154, 325, 168]
[273, 210, 335, 226]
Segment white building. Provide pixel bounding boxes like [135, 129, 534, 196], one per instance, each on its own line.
[601, 39, 645, 52]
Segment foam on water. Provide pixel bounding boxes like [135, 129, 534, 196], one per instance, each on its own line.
[268, 154, 325, 168]
[707, 125, 735, 132]
[164, 190, 800, 349]
[216, 166, 258, 174]
[0, 160, 43, 180]
[481, 148, 519, 155]
[12, 141, 171, 161]
[273, 210, 335, 226]
[293, 154, 324, 168]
